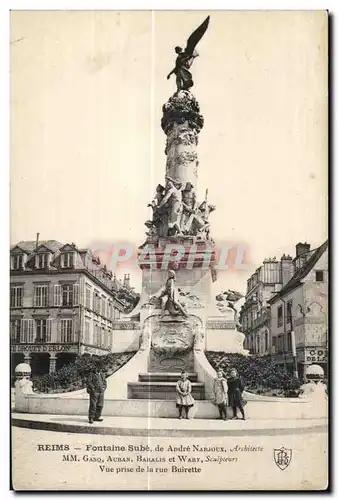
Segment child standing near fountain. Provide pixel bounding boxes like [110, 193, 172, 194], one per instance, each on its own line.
[213, 369, 228, 420]
[227, 368, 246, 420]
[176, 370, 195, 419]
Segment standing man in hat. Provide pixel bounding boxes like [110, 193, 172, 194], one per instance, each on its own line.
[86, 358, 107, 424]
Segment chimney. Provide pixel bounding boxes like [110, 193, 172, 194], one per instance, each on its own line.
[123, 273, 131, 288]
[281, 254, 294, 286]
[35, 232, 40, 250]
[296, 242, 310, 257]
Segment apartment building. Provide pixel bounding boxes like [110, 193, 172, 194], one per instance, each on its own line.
[10, 239, 126, 375]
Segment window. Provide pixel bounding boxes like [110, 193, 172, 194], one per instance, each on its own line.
[34, 284, 49, 307]
[315, 271, 324, 282]
[36, 254, 48, 269]
[62, 284, 73, 306]
[102, 298, 106, 318]
[286, 300, 293, 324]
[101, 327, 106, 347]
[265, 331, 269, 352]
[107, 329, 112, 348]
[56, 283, 79, 307]
[85, 286, 92, 309]
[84, 320, 91, 343]
[277, 335, 284, 353]
[11, 255, 23, 270]
[61, 253, 74, 268]
[287, 332, 292, 351]
[59, 319, 74, 343]
[35, 319, 52, 343]
[277, 305, 283, 327]
[93, 292, 100, 314]
[10, 286, 23, 308]
[20, 319, 34, 343]
[94, 324, 100, 345]
[10, 319, 21, 342]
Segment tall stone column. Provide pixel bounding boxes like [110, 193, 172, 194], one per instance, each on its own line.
[139, 88, 216, 296]
[161, 90, 204, 188]
[49, 354, 57, 373]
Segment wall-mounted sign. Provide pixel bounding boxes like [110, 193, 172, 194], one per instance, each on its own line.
[11, 344, 78, 353]
[305, 347, 328, 364]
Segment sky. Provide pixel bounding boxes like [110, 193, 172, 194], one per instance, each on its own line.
[10, 11, 328, 294]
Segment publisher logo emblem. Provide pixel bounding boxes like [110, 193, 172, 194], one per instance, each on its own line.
[274, 447, 292, 471]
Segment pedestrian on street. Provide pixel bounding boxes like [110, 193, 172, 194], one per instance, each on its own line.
[86, 359, 107, 424]
[213, 369, 228, 420]
[176, 370, 195, 419]
[227, 368, 246, 420]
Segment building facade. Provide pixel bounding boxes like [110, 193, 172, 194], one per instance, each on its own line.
[10, 239, 133, 375]
[268, 241, 328, 379]
[240, 257, 284, 355]
[240, 240, 328, 379]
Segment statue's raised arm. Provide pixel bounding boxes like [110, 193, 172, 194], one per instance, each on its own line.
[167, 15, 210, 92]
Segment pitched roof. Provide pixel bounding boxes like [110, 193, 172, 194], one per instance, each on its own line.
[11, 240, 64, 254]
[269, 239, 328, 303]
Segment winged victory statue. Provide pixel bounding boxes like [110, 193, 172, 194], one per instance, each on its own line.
[167, 16, 210, 91]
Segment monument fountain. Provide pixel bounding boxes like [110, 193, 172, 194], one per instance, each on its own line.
[13, 16, 328, 425]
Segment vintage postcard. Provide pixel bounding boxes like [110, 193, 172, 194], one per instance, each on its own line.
[10, 10, 328, 491]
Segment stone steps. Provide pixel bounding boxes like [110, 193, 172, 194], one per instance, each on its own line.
[138, 372, 198, 383]
[128, 381, 205, 400]
[128, 372, 205, 400]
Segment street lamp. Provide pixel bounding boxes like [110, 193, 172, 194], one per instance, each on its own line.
[288, 301, 298, 379]
[280, 297, 298, 378]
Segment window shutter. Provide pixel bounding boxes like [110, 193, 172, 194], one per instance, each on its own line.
[54, 285, 61, 306]
[73, 284, 79, 306]
[70, 319, 75, 343]
[58, 319, 62, 342]
[46, 319, 52, 342]
[20, 319, 25, 342]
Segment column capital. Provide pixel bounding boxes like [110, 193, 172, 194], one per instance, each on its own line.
[161, 90, 204, 135]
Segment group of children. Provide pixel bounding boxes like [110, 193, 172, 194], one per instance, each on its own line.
[176, 368, 246, 420]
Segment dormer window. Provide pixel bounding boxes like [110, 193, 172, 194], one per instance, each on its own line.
[61, 253, 74, 268]
[11, 254, 24, 270]
[36, 253, 48, 269]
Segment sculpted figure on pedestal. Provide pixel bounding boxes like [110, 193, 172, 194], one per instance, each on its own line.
[181, 182, 196, 233]
[167, 16, 210, 92]
[149, 270, 189, 319]
[183, 189, 215, 239]
[147, 183, 166, 237]
[153, 177, 184, 237]
[216, 290, 245, 327]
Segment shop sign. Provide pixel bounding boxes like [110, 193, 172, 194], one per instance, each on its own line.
[305, 347, 328, 364]
[11, 344, 78, 353]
